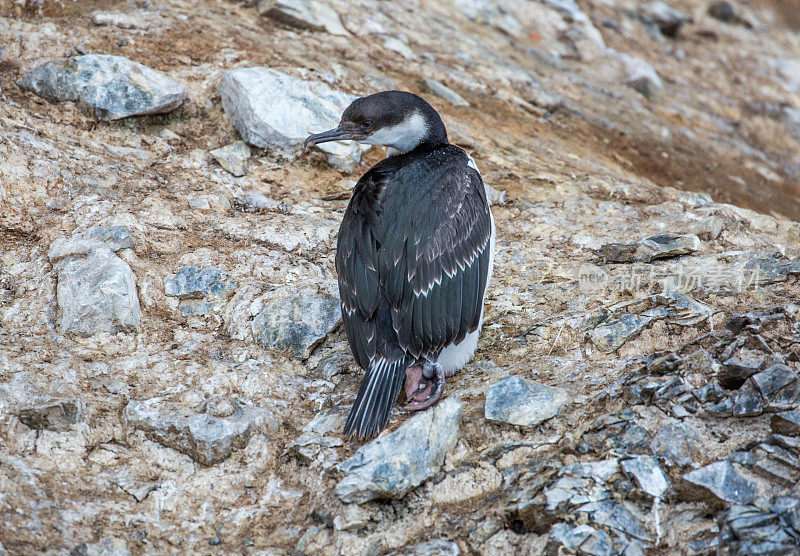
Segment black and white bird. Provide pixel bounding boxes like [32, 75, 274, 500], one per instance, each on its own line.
[305, 91, 495, 439]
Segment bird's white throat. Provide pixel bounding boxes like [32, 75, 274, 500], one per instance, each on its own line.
[361, 110, 428, 155]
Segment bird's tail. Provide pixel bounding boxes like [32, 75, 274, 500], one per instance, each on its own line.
[343, 357, 408, 439]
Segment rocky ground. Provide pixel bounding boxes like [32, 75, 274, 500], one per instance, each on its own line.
[1, 0, 800, 554]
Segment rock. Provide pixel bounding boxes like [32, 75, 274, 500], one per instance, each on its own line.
[218, 67, 363, 169]
[621, 456, 669, 498]
[335, 397, 462, 503]
[718, 357, 763, 390]
[164, 266, 237, 318]
[577, 499, 652, 543]
[251, 289, 341, 357]
[398, 539, 461, 556]
[772, 411, 800, 436]
[549, 523, 612, 556]
[18, 55, 187, 120]
[578, 411, 652, 456]
[622, 56, 664, 98]
[210, 141, 250, 177]
[164, 266, 236, 300]
[682, 461, 757, 505]
[258, 0, 349, 36]
[18, 399, 81, 430]
[643, 1, 692, 37]
[125, 398, 271, 466]
[650, 422, 702, 466]
[707, 1, 735, 23]
[237, 190, 281, 212]
[691, 216, 725, 240]
[90, 11, 154, 30]
[586, 312, 658, 353]
[48, 236, 141, 336]
[484, 376, 567, 427]
[83, 225, 134, 252]
[597, 234, 700, 263]
[719, 498, 800, 555]
[424, 79, 469, 107]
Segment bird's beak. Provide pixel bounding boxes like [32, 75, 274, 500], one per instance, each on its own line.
[304, 126, 364, 149]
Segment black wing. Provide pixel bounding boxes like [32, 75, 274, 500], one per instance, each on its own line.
[336, 145, 492, 367]
[377, 146, 492, 358]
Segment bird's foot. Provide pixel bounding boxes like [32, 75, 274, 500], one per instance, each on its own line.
[403, 361, 445, 411]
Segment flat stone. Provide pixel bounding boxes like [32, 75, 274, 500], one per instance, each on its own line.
[91, 11, 155, 30]
[577, 499, 653, 542]
[125, 398, 271, 466]
[210, 141, 250, 177]
[650, 422, 702, 466]
[485, 376, 567, 427]
[48, 236, 141, 336]
[257, 0, 349, 36]
[218, 67, 362, 169]
[164, 266, 236, 300]
[586, 313, 657, 353]
[597, 233, 700, 263]
[18, 55, 187, 120]
[251, 289, 341, 358]
[771, 411, 800, 436]
[682, 461, 757, 505]
[424, 78, 469, 107]
[621, 456, 670, 498]
[752, 364, 798, 399]
[335, 397, 462, 504]
[18, 399, 81, 430]
[549, 523, 612, 556]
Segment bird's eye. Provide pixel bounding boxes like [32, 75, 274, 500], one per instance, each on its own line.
[362, 121, 373, 130]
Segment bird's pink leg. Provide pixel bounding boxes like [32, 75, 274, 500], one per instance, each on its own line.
[404, 361, 445, 411]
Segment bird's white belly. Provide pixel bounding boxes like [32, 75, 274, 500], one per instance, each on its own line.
[436, 189, 495, 376]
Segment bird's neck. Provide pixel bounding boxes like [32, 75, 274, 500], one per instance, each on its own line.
[368, 109, 449, 156]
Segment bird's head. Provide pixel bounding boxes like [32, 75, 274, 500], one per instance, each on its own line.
[304, 91, 448, 155]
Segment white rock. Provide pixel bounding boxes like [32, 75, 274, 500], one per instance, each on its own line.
[48, 237, 141, 336]
[218, 67, 363, 168]
[210, 141, 250, 177]
[425, 79, 469, 107]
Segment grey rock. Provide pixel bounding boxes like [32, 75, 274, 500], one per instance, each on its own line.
[485, 375, 567, 427]
[692, 215, 725, 240]
[164, 266, 236, 300]
[719, 498, 800, 554]
[125, 398, 271, 466]
[718, 357, 763, 390]
[753, 364, 798, 400]
[335, 397, 462, 503]
[598, 233, 700, 263]
[621, 456, 670, 498]
[730, 380, 764, 417]
[577, 499, 652, 542]
[650, 422, 702, 466]
[644, 1, 692, 37]
[84, 225, 134, 252]
[258, 0, 349, 36]
[772, 411, 800, 436]
[18, 55, 187, 120]
[707, 1, 736, 23]
[48, 237, 141, 336]
[586, 312, 658, 353]
[424, 79, 469, 107]
[549, 523, 612, 556]
[682, 461, 757, 505]
[579, 411, 651, 456]
[237, 190, 281, 212]
[218, 67, 362, 169]
[210, 141, 250, 177]
[18, 399, 81, 430]
[251, 290, 341, 358]
[80, 537, 131, 556]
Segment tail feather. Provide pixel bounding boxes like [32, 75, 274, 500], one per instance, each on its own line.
[344, 357, 407, 439]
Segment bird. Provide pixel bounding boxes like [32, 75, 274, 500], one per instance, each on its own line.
[305, 91, 495, 439]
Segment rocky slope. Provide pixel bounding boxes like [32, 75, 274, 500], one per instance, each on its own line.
[1, 0, 799, 553]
